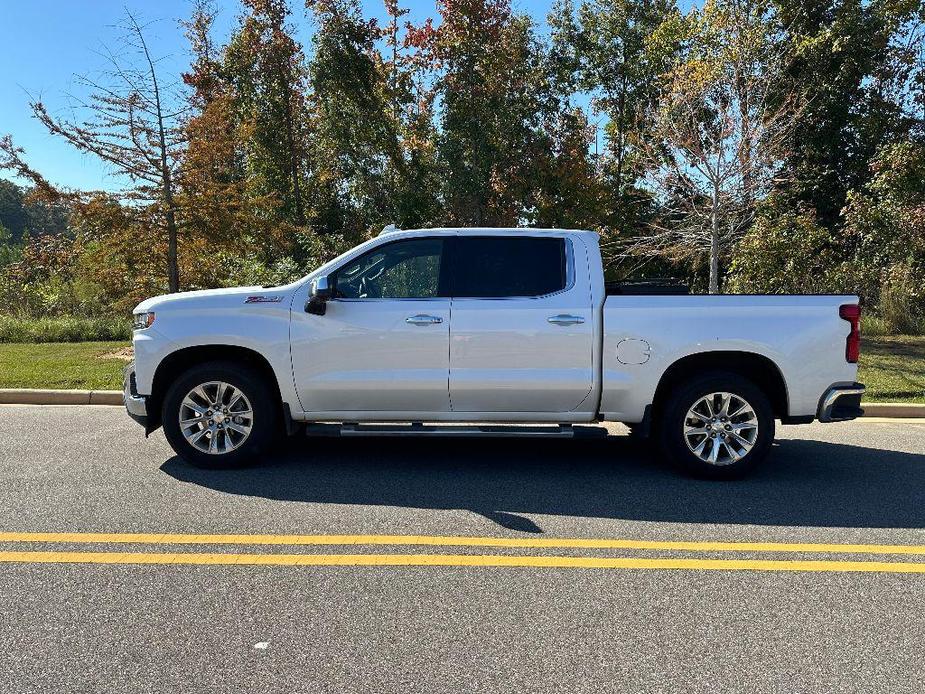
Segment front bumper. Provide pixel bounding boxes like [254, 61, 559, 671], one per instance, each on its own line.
[817, 383, 865, 422]
[123, 362, 148, 427]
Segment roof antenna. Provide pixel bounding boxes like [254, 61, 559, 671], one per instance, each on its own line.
[380, 223, 399, 236]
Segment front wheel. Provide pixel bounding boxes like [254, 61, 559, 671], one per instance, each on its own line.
[162, 361, 277, 469]
[656, 371, 774, 479]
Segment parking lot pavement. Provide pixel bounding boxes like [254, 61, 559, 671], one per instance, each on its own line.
[0, 405, 923, 693]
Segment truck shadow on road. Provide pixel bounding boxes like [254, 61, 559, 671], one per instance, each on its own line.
[160, 433, 925, 532]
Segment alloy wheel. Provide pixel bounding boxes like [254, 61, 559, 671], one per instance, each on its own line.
[178, 381, 254, 455]
[683, 391, 759, 466]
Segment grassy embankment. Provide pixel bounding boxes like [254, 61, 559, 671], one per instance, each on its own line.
[0, 342, 131, 390]
[0, 337, 922, 402]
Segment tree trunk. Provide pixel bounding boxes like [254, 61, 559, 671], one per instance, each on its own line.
[165, 179, 179, 294]
[613, 72, 628, 194]
[138, 17, 180, 292]
[157, 116, 180, 293]
[709, 190, 720, 294]
[283, 88, 304, 226]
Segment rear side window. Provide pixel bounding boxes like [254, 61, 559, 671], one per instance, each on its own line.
[449, 237, 567, 298]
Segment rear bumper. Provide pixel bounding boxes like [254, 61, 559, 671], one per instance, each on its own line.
[817, 383, 865, 422]
[123, 362, 148, 427]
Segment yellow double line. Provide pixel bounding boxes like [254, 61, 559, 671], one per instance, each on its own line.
[2, 532, 925, 572]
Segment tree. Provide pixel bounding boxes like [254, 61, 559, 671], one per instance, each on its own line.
[225, 0, 309, 227]
[549, 0, 677, 223]
[528, 106, 606, 229]
[180, 0, 286, 267]
[620, 0, 800, 293]
[26, 11, 186, 292]
[0, 180, 27, 243]
[306, 0, 400, 236]
[427, 0, 547, 226]
[726, 206, 839, 295]
[841, 140, 925, 329]
[772, 0, 922, 230]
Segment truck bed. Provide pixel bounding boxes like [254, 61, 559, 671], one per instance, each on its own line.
[598, 294, 859, 423]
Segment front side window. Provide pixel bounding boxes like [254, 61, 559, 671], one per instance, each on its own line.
[333, 238, 444, 299]
[450, 237, 567, 298]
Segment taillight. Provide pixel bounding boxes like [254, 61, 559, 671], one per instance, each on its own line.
[839, 304, 861, 363]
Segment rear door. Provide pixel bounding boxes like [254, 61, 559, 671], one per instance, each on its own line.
[447, 235, 594, 413]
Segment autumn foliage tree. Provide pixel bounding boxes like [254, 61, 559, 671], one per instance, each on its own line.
[425, 0, 547, 225]
[29, 11, 186, 292]
[225, 0, 310, 228]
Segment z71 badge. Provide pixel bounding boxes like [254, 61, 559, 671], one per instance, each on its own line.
[244, 295, 283, 303]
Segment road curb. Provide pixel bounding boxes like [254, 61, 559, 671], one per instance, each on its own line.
[860, 402, 925, 418]
[0, 389, 123, 406]
[0, 388, 923, 417]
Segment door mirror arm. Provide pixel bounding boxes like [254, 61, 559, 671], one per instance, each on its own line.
[306, 275, 332, 316]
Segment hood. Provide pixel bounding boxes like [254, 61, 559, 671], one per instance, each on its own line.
[133, 285, 290, 313]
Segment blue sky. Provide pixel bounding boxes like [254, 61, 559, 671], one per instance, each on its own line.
[0, 0, 555, 192]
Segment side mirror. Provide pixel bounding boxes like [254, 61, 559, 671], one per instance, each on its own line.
[306, 275, 332, 316]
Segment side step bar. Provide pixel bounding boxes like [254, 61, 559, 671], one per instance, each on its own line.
[305, 423, 581, 438]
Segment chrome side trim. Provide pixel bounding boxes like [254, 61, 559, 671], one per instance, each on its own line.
[818, 384, 865, 422]
[322, 423, 578, 438]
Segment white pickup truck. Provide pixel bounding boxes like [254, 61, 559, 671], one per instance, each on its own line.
[124, 227, 864, 478]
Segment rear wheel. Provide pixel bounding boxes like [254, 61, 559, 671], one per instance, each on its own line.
[162, 361, 277, 469]
[656, 371, 774, 479]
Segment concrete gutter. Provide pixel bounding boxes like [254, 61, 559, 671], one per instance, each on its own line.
[1, 389, 923, 418]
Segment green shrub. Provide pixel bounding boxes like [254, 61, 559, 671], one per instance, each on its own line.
[0, 315, 131, 343]
[861, 314, 892, 337]
[876, 263, 925, 335]
[861, 312, 925, 337]
[727, 211, 842, 294]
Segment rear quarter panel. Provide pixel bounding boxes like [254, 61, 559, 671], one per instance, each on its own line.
[600, 295, 860, 422]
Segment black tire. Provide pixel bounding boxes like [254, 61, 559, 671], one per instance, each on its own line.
[656, 370, 774, 479]
[162, 360, 278, 469]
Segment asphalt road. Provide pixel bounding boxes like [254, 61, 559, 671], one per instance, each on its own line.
[0, 405, 923, 693]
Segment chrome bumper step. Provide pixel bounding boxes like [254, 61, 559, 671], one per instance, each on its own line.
[818, 383, 866, 422]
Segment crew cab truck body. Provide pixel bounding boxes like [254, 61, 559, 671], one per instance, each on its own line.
[124, 227, 865, 477]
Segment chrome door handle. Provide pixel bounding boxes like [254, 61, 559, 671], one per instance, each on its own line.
[406, 314, 443, 325]
[547, 314, 585, 326]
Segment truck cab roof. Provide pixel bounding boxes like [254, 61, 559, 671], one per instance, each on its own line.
[379, 225, 599, 240]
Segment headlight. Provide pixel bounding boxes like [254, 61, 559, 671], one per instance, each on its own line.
[132, 312, 155, 330]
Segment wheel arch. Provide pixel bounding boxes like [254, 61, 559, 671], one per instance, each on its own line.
[147, 345, 283, 432]
[651, 351, 789, 421]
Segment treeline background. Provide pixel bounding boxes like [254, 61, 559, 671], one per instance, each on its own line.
[1, 0, 924, 337]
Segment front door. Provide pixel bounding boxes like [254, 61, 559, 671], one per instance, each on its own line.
[447, 235, 594, 413]
[291, 237, 451, 413]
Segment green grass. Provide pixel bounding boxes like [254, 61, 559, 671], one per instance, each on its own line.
[0, 336, 922, 403]
[0, 316, 131, 343]
[0, 342, 130, 390]
[858, 335, 925, 403]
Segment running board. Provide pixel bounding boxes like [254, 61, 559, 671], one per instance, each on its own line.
[305, 423, 579, 438]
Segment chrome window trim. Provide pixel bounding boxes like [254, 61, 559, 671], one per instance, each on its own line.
[333, 297, 450, 303]
[327, 234, 575, 303]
